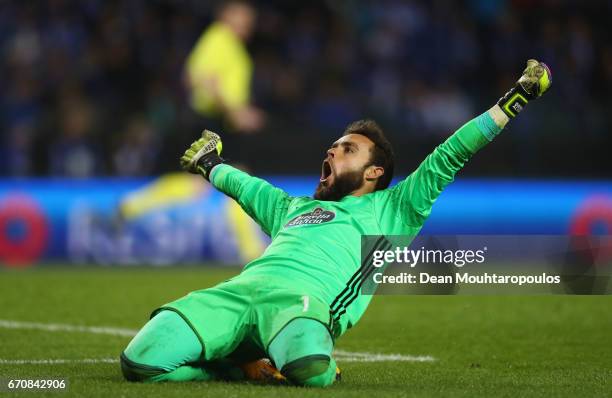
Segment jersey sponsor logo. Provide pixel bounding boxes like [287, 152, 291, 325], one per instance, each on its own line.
[285, 207, 335, 228]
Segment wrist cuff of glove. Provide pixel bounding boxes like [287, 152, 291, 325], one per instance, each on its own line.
[196, 153, 225, 181]
[497, 84, 532, 119]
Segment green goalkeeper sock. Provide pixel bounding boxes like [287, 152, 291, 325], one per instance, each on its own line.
[122, 310, 223, 382]
[268, 318, 336, 387]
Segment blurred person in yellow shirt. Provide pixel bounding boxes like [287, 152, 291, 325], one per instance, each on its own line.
[105, 2, 270, 264]
[186, 1, 264, 134]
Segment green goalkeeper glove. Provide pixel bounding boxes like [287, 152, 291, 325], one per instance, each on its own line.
[180, 129, 224, 180]
[498, 59, 552, 118]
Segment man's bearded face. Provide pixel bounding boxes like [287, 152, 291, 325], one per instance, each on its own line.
[314, 166, 366, 201]
[314, 134, 375, 201]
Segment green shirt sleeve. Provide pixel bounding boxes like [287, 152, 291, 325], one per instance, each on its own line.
[210, 164, 292, 237]
[378, 112, 501, 230]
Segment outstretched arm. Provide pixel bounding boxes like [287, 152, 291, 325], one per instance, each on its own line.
[180, 131, 291, 237]
[392, 59, 552, 226]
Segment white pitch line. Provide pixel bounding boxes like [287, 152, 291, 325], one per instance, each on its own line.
[0, 354, 434, 365]
[0, 319, 137, 337]
[334, 349, 435, 362]
[0, 319, 436, 363]
[0, 358, 119, 365]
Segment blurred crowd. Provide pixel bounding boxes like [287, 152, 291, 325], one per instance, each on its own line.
[1, 0, 610, 177]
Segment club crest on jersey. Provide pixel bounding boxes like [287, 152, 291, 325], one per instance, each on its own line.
[285, 207, 335, 227]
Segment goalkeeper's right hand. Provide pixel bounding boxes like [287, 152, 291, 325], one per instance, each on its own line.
[180, 129, 224, 180]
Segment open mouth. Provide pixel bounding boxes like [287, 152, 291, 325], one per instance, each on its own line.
[320, 159, 333, 184]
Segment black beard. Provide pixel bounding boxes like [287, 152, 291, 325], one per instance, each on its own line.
[314, 168, 364, 201]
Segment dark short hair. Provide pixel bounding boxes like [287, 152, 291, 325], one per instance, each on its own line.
[343, 119, 394, 191]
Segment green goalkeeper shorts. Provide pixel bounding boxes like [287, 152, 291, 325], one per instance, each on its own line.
[153, 275, 334, 362]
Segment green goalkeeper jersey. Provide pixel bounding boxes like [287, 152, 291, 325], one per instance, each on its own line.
[209, 114, 497, 338]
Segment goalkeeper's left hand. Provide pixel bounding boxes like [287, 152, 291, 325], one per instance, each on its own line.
[180, 129, 224, 180]
[498, 59, 552, 118]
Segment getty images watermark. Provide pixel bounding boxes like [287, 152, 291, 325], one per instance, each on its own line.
[360, 235, 612, 295]
[371, 245, 560, 285]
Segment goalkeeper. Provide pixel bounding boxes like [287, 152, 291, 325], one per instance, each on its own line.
[120, 60, 551, 387]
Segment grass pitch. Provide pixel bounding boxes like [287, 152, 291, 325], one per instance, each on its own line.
[0, 266, 611, 397]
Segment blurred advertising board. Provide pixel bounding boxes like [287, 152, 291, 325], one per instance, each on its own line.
[1, 176, 611, 267]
